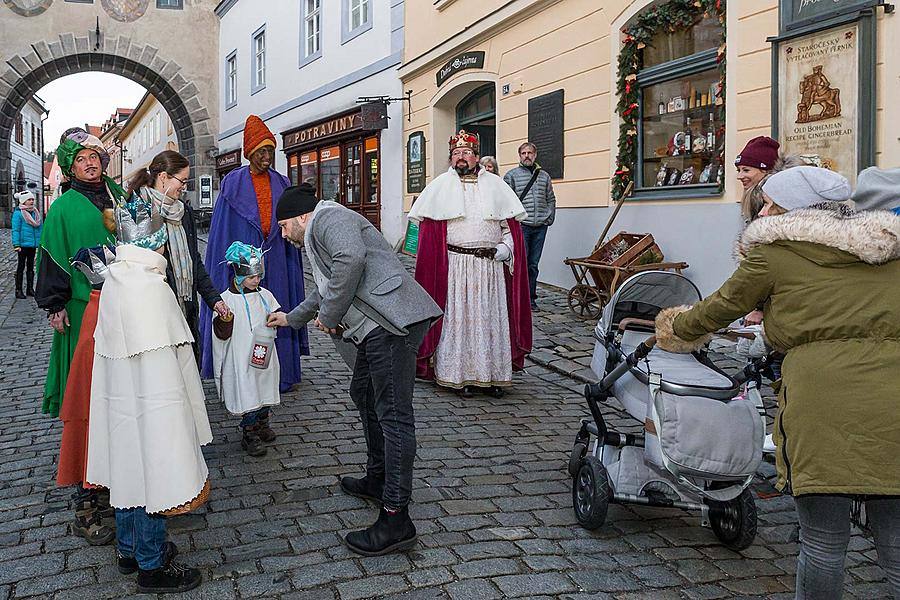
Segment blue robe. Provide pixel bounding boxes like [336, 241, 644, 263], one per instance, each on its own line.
[200, 166, 309, 391]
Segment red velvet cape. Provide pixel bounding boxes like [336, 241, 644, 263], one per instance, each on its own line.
[414, 217, 532, 380]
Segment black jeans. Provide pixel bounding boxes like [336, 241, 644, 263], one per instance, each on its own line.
[521, 225, 548, 303]
[349, 321, 429, 510]
[15, 247, 35, 292]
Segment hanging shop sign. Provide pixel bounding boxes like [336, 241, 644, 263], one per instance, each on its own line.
[780, 0, 883, 33]
[771, 18, 875, 186]
[407, 131, 426, 194]
[436, 51, 485, 87]
[215, 149, 242, 172]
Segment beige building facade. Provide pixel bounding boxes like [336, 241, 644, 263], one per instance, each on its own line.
[399, 0, 898, 295]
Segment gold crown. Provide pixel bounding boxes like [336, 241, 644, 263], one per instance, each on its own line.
[449, 129, 479, 152]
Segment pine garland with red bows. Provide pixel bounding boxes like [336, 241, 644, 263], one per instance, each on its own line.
[613, 0, 727, 201]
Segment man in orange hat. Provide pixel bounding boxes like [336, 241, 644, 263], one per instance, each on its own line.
[201, 115, 309, 406]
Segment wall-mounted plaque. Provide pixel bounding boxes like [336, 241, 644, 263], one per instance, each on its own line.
[407, 131, 426, 194]
[527, 90, 565, 179]
[780, 0, 882, 33]
[436, 51, 485, 87]
[773, 20, 874, 186]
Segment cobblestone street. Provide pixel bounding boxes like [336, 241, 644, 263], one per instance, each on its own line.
[0, 229, 892, 599]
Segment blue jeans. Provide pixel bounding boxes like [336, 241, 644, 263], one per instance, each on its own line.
[115, 507, 167, 570]
[240, 407, 270, 428]
[348, 322, 429, 510]
[794, 495, 900, 599]
[521, 224, 548, 304]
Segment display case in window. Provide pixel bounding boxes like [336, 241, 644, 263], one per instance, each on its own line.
[641, 68, 723, 189]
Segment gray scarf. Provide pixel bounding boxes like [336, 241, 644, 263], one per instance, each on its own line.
[141, 186, 193, 301]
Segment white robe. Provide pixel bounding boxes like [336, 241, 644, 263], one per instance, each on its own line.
[433, 179, 515, 388]
[212, 287, 282, 416]
[86, 245, 212, 514]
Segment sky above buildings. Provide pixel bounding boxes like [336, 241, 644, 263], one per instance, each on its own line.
[37, 72, 147, 152]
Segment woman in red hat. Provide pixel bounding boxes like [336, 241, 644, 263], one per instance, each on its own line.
[735, 136, 804, 222]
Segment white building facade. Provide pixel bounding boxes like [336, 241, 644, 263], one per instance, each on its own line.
[216, 0, 406, 244]
[120, 92, 178, 187]
[11, 95, 47, 210]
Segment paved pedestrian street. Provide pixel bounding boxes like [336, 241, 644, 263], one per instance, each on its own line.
[0, 230, 891, 600]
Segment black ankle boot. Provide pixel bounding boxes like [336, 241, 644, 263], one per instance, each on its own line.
[340, 475, 384, 503]
[15, 289, 25, 300]
[136, 561, 201, 593]
[344, 506, 417, 556]
[241, 425, 267, 457]
[118, 541, 179, 575]
[72, 489, 115, 546]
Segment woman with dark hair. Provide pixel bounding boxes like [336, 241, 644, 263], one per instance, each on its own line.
[127, 151, 230, 362]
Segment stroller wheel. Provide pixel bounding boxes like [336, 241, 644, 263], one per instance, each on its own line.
[568, 441, 588, 478]
[572, 456, 611, 530]
[706, 488, 758, 551]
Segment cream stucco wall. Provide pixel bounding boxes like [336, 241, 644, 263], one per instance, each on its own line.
[400, 0, 898, 296]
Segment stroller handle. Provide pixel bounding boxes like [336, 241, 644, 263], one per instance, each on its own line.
[618, 318, 657, 332]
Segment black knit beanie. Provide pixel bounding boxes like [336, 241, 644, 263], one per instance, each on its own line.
[275, 183, 319, 221]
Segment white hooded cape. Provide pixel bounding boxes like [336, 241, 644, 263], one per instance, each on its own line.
[408, 167, 527, 222]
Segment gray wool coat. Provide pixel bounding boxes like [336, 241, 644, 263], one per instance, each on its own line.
[286, 203, 442, 340]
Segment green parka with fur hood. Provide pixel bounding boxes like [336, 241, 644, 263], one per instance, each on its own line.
[655, 207, 900, 496]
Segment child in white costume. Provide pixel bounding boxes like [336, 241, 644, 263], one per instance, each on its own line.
[212, 242, 281, 457]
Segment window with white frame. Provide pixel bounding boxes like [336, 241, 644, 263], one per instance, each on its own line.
[342, 0, 372, 44]
[303, 0, 321, 61]
[156, 0, 182, 8]
[251, 27, 266, 94]
[225, 51, 237, 108]
[153, 113, 161, 145]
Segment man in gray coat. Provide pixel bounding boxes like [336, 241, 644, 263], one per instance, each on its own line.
[267, 183, 442, 557]
[503, 142, 556, 310]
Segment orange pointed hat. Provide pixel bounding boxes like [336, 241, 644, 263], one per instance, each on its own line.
[243, 115, 276, 159]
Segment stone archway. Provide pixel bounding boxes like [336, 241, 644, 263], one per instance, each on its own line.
[0, 33, 217, 223]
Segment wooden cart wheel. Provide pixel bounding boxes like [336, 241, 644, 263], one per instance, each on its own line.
[567, 285, 604, 320]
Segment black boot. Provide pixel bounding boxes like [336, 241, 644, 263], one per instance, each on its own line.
[459, 385, 475, 399]
[118, 541, 179, 575]
[15, 289, 26, 300]
[344, 506, 417, 556]
[487, 386, 505, 398]
[136, 561, 202, 594]
[26, 270, 34, 297]
[72, 489, 115, 545]
[340, 475, 384, 503]
[257, 413, 276, 443]
[241, 425, 267, 457]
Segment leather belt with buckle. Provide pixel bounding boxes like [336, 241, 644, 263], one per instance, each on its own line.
[448, 244, 496, 260]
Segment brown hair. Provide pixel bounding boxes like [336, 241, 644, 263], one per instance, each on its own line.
[517, 142, 537, 154]
[127, 150, 190, 196]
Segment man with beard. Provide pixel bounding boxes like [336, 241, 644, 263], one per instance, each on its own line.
[503, 142, 556, 310]
[410, 130, 532, 398]
[267, 183, 441, 556]
[201, 115, 309, 403]
[36, 128, 127, 545]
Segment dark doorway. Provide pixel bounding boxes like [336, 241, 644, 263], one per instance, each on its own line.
[456, 84, 496, 159]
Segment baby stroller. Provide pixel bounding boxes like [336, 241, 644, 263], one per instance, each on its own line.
[568, 271, 771, 550]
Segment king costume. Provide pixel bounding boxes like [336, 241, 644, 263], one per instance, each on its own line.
[411, 130, 532, 394]
[200, 115, 308, 391]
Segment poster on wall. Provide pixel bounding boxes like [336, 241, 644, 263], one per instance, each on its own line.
[407, 131, 426, 194]
[776, 22, 861, 185]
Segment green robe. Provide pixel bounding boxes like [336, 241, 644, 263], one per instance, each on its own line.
[38, 178, 123, 417]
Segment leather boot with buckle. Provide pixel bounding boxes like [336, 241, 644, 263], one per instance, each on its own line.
[72, 489, 115, 545]
[241, 425, 267, 457]
[344, 506, 417, 556]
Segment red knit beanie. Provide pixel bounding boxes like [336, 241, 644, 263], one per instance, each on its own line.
[734, 136, 780, 170]
[243, 115, 276, 159]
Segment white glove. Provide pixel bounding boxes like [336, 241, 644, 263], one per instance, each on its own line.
[494, 243, 511, 262]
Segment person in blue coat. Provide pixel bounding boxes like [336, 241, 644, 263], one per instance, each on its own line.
[12, 190, 43, 299]
[200, 115, 309, 395]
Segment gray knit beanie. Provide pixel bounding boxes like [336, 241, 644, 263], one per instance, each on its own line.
[761, 166, 851, 211]
[851, 166, 900, 211]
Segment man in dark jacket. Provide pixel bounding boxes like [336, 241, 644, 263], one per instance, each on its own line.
[503, 142, 556, 309]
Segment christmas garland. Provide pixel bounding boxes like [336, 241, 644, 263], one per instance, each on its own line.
[613, 0, 727, 201]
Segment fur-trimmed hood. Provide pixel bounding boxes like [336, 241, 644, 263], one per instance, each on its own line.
[738, 208, 900, 265]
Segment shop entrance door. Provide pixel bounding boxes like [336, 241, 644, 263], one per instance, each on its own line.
[456, 84, 496, 158]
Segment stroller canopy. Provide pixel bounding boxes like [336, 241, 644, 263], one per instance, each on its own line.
[601, 271, 701, 333]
